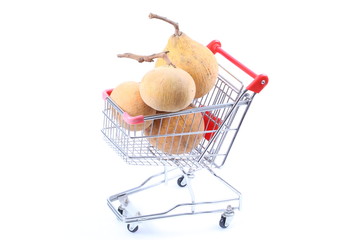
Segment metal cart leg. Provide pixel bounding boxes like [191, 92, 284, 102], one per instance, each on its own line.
[107, 167, 182, 232]
[182, 170, 196, 213]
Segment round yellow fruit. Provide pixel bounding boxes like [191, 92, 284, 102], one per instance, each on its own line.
[140, 66, 196, 112]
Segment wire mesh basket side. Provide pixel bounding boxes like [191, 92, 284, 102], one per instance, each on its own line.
[101, 72, 250, 169]
[102, 100, 217, 169]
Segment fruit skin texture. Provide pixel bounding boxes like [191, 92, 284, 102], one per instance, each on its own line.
[144, 106, 204, 155]
[155, 33, 218, 99]
[140, 66, 196, 112]
[110, 81, 156, 131]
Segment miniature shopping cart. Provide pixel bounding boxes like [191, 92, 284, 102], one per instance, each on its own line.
[101, 40, 268, 232]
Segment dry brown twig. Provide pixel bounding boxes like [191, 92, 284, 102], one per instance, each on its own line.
[149, 13, 181, 36]
[117, 51, 176, 68]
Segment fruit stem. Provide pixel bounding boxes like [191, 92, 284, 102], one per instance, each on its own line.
[117, 51, 176, 68]
[149, 13, 181, 36]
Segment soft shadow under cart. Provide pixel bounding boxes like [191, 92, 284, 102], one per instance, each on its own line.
[101, 40, 268, 232]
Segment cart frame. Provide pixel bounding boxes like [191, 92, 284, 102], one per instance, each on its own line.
[101, 40, 268, 232]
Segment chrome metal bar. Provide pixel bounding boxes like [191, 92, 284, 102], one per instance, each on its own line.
[108, 167, 180, 202]
[204, 165, 242, 210]
[195, 90, 249, 165]
[120, 199, 240, 223]
[215, 93, 256, 168]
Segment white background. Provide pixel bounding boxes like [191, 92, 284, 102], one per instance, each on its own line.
[1, 0, 352, 239]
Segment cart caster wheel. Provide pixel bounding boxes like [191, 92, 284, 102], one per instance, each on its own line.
[177, 176, 187, 187]
[127, 224, 139, 233]
[117, 206, 124, 215]
[219, 205, 235, 228]
[219, 216, 228, 228]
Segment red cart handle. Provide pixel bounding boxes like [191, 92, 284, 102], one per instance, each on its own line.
[207, 40, 268, 93]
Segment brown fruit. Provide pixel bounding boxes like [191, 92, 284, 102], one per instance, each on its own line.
[150, 13, 218, 98]
[144, 106, 204, 154]
[110, 81, 156, 131]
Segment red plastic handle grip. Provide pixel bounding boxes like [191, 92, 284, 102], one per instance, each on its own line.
[207, 40, 268, 93]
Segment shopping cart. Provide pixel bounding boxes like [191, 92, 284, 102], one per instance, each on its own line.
[101, 40, 268, 232]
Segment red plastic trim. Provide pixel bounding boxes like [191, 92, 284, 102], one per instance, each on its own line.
[123, 112, 144, 125]
[246, 74, 268, 94]
[103, 89, 145, 125]
[203, 110, 223, 141]
[102, 88, 113, 100]
[207, 40, 268, 93]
